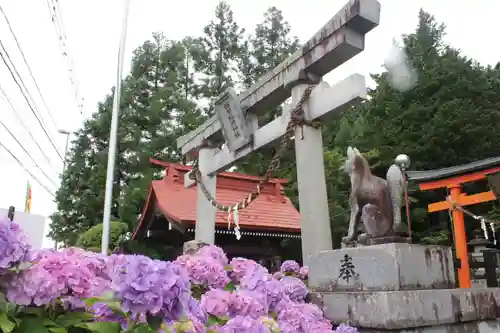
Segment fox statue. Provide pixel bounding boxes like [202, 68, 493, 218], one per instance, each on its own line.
[340, 147, 404, 244]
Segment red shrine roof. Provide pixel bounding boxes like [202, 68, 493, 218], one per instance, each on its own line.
[133, 158, 301, 237]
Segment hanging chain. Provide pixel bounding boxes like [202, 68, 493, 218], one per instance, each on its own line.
[190, 85, 319, 213]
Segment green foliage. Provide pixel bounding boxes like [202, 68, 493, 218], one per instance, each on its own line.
[0, 291, 98, 333]
[192, 0, 246, 107]
[50, 33, 205, 245]
[339, 10, 500, 244]
[76, 222, 129, 251]
[119, 240, 162, 260]
[51, 3, 500, 249]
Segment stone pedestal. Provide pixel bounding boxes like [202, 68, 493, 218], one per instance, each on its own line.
[308, 243, 500, 332]
[310, 243, 455, 292]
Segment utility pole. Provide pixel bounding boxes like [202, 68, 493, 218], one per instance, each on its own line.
[101, 0, 131, 255]
[55, 129, 72, 250]
[58, 129, 71, 172]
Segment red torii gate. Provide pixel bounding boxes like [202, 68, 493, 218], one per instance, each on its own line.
[407, 156, 500, 289]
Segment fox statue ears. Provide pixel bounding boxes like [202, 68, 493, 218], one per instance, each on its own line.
[347, 146, 361, 157]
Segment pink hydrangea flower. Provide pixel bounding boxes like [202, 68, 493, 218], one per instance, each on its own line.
[298, 266, 309, 280]
[200, 289, 232, 318]
[229, 257, 258, 282]
[197, 245, 229, 266]
[280, 260, 300, 274]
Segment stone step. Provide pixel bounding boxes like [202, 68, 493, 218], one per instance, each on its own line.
[311, 288, 500, 331]
[358, 320, 500, 333]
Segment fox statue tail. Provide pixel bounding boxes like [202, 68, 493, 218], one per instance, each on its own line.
[386, 164, 404, 232]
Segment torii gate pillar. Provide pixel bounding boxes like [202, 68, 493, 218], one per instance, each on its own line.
[292, 84, 333, 264]
[195, 147, 217, 244]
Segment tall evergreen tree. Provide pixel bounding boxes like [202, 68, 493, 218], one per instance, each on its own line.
[193, 0, 245, 112]
[236, 7, 300, 181]
[241, 7, 299, 83]
[50, 34, 204, 245]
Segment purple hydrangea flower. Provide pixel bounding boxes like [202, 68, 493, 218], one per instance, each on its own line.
[110, 254, 190, 319]
[335, 323, 359, 333]
[197, 245, 229, 266]
[240, 264, 269, 291]
[6, 248, 104, 307]
[6, 261, 63, 305]
[281, 276, 308, 303]
[298, 266, 308, 280]
[229, 257, 258, 282]
[264, 279, 285, 312]
[1, 222, 359, 333]
[187, 296, 207, 323]
[280, 260, 300, 274]
[177, 255, 230, 289]
[200, 289, 231, 318]
[278, 302, 332, 332]
[91, 302, 137, 330]
[221, 315, 271, 333]
[229, 290, 266, 318]
[277, 303, 310, 332]
[0, 218, 31, 272]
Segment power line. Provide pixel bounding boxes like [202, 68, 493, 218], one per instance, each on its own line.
[0, 85, 60, 175]
[0, 41, 64, 162]
[0, 143, 55, 197]
[0, 40, 57, 151]
[0, 120, 58, 188]
[46, 0, 84, 116]
[0, 39, 58, 149]
[0, 5, 60, 132]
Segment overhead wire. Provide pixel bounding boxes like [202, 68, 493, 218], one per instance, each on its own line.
[0, 5, 60, 132]
[0, 3, 65, 199]
[0, 143, 55, 197]
[46, 0, 84, 117]
[0, 85, 60, 175]
[0, 120, 58, 188]
[0, 41, 64, 162]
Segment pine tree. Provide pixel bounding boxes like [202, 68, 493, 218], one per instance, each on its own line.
[49, 120, 109, 245]
[192, 0, 246, 113]
[247, 7, 299, 81]
[50, 34, 205, 245]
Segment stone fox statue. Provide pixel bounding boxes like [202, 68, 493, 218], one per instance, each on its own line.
[341, 147, 404, 244]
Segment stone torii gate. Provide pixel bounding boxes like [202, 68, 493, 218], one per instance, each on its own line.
[176, 0, 381, 264]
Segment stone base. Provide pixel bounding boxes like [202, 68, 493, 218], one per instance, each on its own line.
[309, 243, 455, 292]
[342, 236, 411, 248]
[311, 288, 500, 331]
[363, 236, 411, 245]
[359, 320, 500, 332]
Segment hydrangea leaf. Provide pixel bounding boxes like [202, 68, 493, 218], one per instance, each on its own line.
[0, 312, 15, 333]
[55, 312, 94, 328]
[77, 321, 121, 333]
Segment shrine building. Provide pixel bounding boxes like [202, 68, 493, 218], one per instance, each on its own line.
[131, 158, 302, 270]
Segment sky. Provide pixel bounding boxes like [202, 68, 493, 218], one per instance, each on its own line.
[0, 0, 498, 249]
